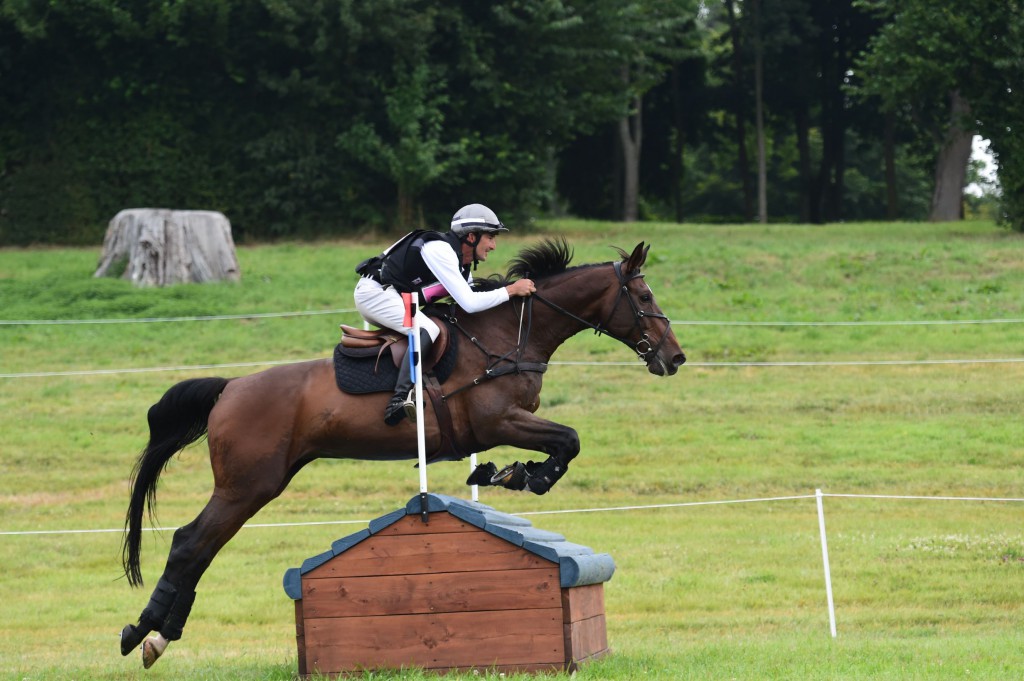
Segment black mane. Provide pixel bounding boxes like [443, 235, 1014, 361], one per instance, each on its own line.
[507, 237, 574, 280]
[468, 237, 577, 292]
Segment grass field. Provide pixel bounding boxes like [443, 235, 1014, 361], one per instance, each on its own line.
[2, 220, 1023, 680]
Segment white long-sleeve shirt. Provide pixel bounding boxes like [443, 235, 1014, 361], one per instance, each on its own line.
[419, 240, 509, 313]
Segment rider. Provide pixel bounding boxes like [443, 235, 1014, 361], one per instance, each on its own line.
[354, 203, 536, 425]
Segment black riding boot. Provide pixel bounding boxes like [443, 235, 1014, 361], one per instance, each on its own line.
[384, 330, 433, 426]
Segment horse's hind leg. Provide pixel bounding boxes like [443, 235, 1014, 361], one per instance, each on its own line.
[122, 485, 282, 666]
[473, 407, 581, 495]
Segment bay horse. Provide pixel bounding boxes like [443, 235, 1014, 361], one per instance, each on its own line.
[119, 238, 685, 667]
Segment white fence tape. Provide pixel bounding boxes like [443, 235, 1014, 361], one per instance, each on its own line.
[5, 491, 1021, 534]
[5, 490, 1023, 637]
[5, 356, 1024, 379]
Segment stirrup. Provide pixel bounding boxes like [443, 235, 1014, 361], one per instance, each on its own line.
[402, 395, 418, 424]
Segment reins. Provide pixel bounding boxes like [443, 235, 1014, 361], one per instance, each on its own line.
[441, 296, 547, 400]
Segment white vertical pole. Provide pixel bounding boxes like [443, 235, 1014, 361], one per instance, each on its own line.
[469, 453, 479, 502]
[410, 293, 428, 496]
[816, 488, 837, 638]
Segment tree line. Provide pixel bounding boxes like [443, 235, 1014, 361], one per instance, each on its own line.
[1, 0, 1020, 245]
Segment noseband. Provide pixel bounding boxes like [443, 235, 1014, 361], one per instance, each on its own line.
[532, 260, 673, 365]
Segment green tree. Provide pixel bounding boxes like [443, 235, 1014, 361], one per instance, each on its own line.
[3, 0, 678, 242]
[334, 3, 463, 229]
[606, 0, 699, 222]
[855, 0, 1024, 227]
[555, 0, 702, 222]
[438, 0, 657, 222]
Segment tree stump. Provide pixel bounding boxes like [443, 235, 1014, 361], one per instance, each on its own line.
[94, 209, 241, 287]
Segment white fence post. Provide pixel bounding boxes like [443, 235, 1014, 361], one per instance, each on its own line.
[469, 453, 479, 502]
[816, 488, 837, 638]
[406, 293, 429, 522]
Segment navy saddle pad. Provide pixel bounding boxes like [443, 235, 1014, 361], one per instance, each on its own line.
[333, 329, 459, 394]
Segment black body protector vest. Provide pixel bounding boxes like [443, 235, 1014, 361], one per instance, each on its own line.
[370, 230, 469, 300]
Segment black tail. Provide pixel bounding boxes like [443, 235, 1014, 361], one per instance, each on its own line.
[121, 377, 231, 587]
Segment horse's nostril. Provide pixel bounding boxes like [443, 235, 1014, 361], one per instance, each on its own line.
[674, 353, 686, 366]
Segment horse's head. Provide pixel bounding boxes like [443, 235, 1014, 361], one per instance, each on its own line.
[600, 242, 686, 376]
[506, 238, 685, 376]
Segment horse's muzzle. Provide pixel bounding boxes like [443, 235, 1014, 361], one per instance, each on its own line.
[648, 351, 686, 376]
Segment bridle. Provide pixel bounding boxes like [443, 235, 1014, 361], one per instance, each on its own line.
[531, 260, 673, 365]
[441, 260, 673, 398]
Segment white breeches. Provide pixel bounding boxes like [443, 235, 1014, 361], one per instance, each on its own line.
[353, 277, 441, 341]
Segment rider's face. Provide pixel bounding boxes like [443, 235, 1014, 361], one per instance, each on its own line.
[463, 232, 498, 264]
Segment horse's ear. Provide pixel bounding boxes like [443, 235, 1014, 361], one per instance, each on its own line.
[625, 242, 649, 273]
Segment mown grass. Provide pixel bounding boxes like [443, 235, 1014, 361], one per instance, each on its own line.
[1, 220, 1023, 680]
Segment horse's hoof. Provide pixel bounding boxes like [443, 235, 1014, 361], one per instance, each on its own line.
[141, 634, 168, 669]
[120, 624, 145, 656]
[466, 462, 497, 486]
[490, 462, 528, 491]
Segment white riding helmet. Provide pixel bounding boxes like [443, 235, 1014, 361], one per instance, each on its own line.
[450, 203, 508, 237]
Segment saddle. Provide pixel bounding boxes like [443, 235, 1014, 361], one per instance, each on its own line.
[337, 322, 451, 372]
[333, 318, 457, 395]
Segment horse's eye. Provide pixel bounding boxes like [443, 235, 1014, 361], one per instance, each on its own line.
[640, 293, 652, 304]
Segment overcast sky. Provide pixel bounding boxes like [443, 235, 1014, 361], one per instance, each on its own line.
[966, 136, 1000, 196]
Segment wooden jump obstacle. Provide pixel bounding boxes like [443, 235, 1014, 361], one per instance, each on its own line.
[282, 493, 616, 676]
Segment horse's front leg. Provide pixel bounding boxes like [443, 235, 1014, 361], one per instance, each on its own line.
[470, 408, 580, 495]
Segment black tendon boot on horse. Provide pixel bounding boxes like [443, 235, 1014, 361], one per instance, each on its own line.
[141, 583, 196, 668]
[120, 575, 197, 668]
[120, 576, 177, 655]
[384, 330, 433, 426]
